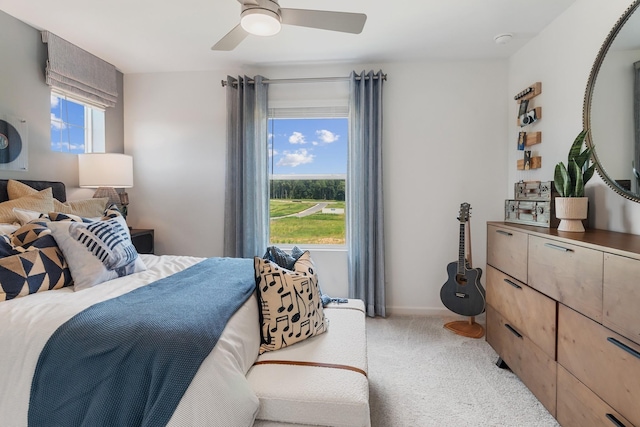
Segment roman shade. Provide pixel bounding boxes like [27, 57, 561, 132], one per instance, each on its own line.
[41, 31, 118, 108]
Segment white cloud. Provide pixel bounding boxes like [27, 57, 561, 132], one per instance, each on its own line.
[277, 148, 314, 167]
[289, 131, 306, 144]
[316, 129, 339, 144]
[50, 95, 59, 108]
[50, 113, 66, 130]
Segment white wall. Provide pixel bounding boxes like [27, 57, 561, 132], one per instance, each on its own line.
[124, 71, 231, 257]
[125, 60, 508, 315]
[508, 0, 640, 234]
[126, 0, 640, 315]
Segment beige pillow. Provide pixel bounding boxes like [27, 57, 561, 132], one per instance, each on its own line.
[7, 179, 107, 218]
[0, 188, 55, 224]
[254, 251, 328, 354]
[52, 198, 109, 218]
[7, 179, 42, 199]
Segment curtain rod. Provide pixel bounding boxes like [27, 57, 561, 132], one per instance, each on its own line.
[221, 74, 387, 87]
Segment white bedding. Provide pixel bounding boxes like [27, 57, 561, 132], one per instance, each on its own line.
[0, 254, 261, 427]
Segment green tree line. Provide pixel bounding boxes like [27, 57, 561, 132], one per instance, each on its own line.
[270, 179, 345, 201]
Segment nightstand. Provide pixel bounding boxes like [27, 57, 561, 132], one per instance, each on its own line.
[130, 229, 154, 254]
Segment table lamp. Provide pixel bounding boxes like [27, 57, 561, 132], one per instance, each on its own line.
[78, 153, 133, 217]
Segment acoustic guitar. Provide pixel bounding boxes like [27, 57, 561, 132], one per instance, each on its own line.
[440, 203, 486, 317]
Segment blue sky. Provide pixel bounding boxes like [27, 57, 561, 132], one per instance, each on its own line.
[50, 95, 85, 154]
[269, 118, 347, 175]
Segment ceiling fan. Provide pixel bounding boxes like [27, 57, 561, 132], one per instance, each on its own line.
[212, 0, 367, 51]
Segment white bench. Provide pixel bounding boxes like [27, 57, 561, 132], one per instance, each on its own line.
[248, 299, 370, 427]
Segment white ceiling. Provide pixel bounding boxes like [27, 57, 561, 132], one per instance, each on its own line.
[0, 0, 578, 74]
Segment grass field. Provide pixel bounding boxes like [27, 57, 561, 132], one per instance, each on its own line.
[270, 199, 346, 244]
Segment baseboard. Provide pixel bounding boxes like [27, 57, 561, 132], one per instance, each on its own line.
[385, 306, 453, 316]
[385, 307, 488, 322]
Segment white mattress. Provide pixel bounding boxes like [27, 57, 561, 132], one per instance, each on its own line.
[0, 254, 261, 427]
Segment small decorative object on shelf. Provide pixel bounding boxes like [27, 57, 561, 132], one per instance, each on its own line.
[515, 82, 542, 169]
[130, 229, 154, 254]
[553, 129, 595, 232]
[505, 181, 559, 228]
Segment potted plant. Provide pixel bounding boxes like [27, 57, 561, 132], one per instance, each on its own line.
[553, 129, 595, 232]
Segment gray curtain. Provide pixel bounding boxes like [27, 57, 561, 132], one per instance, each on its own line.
[223, 75, 269, 258]
[347, 70, 386, 317]
[41, 31, 118, 108]
[634, 61, 640, 192]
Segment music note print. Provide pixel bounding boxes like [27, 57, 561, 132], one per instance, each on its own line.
[296, 319, 311, 338]
[271, 315, 293, 338]
[307, 301, 316, 318]
[277, 291, 294, 313]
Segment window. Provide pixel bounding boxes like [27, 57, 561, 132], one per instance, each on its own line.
[269, 112, 348, 246]
[50, 92, 105, 153]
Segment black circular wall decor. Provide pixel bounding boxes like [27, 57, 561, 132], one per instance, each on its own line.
[0, 119, 23, 164]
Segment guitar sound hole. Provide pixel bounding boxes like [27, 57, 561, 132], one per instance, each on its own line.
[456, 274, 467, 285]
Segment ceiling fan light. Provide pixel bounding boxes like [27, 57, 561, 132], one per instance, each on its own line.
[241, 9, 281, 36]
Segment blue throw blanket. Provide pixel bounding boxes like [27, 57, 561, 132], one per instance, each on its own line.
[28, 257, 256, 427]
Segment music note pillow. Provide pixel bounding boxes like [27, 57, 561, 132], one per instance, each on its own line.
[254, 251, 328, 354]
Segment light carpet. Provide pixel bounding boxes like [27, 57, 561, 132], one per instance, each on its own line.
[366, 314, 560, 427]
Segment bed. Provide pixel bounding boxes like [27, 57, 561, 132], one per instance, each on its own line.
[0, 181, 263, 426]
[0, 179, 370, 427]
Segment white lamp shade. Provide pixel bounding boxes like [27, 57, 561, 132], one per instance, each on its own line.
[241, 9, 281, 36]
[78, 153, 133, 188]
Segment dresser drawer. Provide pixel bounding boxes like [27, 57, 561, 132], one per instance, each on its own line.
[528, 235, 603, 322]
[486, 305, 556, 416]
[604, 254, 640, 346]
[557, 365, 635, 427]
[487, 224, 528, 283]
[486, 265, 556, 359]
[558, 304, 640, 426]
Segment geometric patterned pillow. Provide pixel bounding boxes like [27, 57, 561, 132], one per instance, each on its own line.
[0, 221, 73, 302]
[48, 212, 92, 223]
[254, 251, 328, 354]
[48, 214, 146, 292]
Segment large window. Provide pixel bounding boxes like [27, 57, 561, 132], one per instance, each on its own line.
[269, 114, 347, 246]
[50, 92, 105, 153]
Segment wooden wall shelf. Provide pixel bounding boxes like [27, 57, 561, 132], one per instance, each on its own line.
[524, 132, 542, 147]
[514, 82, 542, 103]
[517, 156, 542, 170]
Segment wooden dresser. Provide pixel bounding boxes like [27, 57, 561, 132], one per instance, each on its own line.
[486, 222, 640, 427]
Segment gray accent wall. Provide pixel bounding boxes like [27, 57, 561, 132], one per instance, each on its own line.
[0, 10, 124, 187]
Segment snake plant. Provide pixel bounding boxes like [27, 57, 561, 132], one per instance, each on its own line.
[553, 129, 596, 197]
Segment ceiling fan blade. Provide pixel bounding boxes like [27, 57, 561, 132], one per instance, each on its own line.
[211, 24, 249, 51]
[280, 9, 366, 34]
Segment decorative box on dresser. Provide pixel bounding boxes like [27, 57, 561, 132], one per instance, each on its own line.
[486, 222, 640, 427]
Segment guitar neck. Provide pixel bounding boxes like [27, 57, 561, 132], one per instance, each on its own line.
[457, 222, 466, 274]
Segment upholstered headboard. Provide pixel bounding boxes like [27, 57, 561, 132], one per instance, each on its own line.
[0, 180, 66, 203]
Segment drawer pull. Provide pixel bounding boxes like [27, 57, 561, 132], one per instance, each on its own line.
[505, 324, 522, 339]
[605, 414, 627, 427]
[607, 337, 640, 360]
[496, 230, 513, 236]
[503, 279, 522, 289]
[543, 243, 573, 252]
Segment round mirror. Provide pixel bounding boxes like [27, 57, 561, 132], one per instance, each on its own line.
[584, 0, 640, 202]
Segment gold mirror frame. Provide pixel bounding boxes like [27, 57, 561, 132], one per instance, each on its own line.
[583, 0, 640, 203]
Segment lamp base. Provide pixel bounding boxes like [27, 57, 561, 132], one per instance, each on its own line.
[93, 187, 121, 209]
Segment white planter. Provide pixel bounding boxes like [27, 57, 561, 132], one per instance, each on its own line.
[555, 197, 588, 232]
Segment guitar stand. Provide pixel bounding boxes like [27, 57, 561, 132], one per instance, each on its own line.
[443, 214, 485, 339]
[444, 316, 485, 339]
